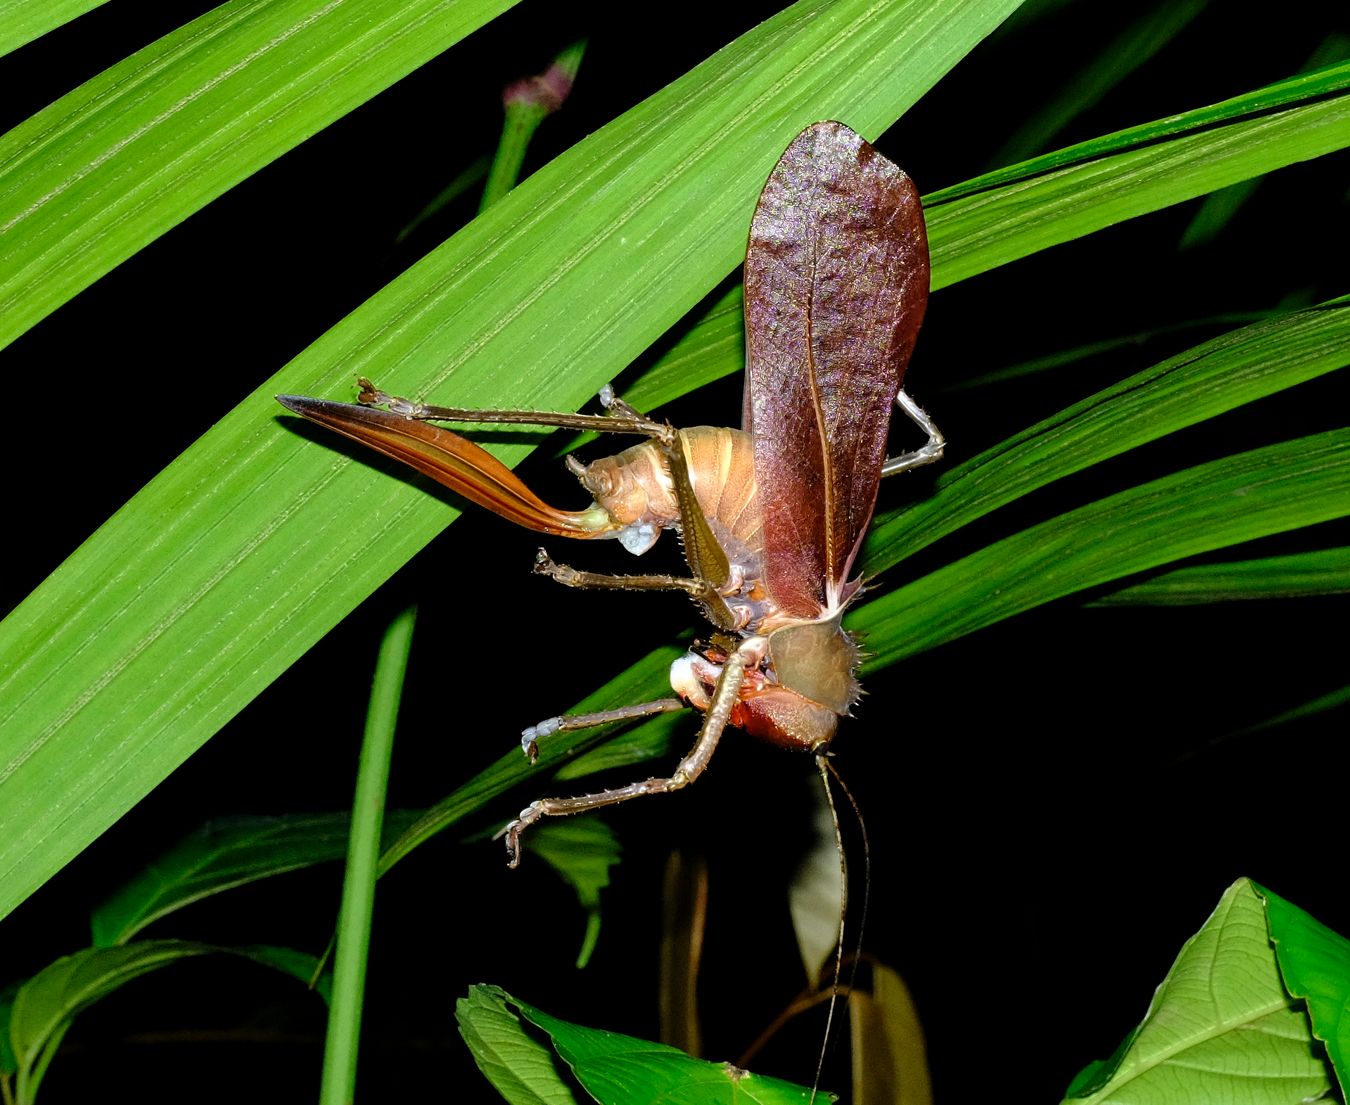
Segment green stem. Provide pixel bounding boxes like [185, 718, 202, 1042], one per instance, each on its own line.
[318, 605, 417, 1104]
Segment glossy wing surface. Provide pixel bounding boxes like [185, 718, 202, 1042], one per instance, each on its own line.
[742, 121, 929, 617]
[275, 395, 616, 538]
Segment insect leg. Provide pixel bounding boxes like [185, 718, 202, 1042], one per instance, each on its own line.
[881, 390, 945, 476]
[502, 644, 751, 867]
[533, 549, 728, 611]
[519, 698, 687, 762]
[358, 378, 671, 441]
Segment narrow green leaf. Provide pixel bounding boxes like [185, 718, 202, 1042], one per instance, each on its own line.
[929, 92, 1350, 289]
[508, 987, 825, 1105]
[0, 0, 1027, 923]
[236, 944, 332, 1006]
[990, 0, 1209, 165]
[321, 605, 415, 1105]
[625, 92, 1350, 410]
[480, 39, 587, 211]
[457, 985, 580, 1105]
[1090, 547, 1350, 605]
[525, 820, 621, 970]
[90, 811, 422, 947]
[0, 0, 519, 350]
[0, 982, 17, 1076]
[376, 643, 684, 876]
[861, 429, 1350, 667]
[1260, 884, 1350, 1097]
[867, 301, 1350, 570]
[928, 59, 1350, 203]
[0, 0, 107, 59]
[9, 941, 215, 1102]
[1241, 684, 1350, 735]
[1061, 879, 1330, 1104]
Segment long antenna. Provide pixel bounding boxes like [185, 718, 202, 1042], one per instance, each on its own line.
[824, 755, 871, 1015]
[809, 753, 872, 1105]
[808, 753, 843, 1104]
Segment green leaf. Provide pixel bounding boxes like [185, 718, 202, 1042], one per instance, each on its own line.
[466, 985, 827, 1105]
[989, 0, 1210, 165]
[321, 604, 416, 1105]
[0, 0, 519, 350]
[861, 429, 1350, 667]
[928, 91, 1350, 289]
[524, 820, 622, 970]
[0, 0, 107, 59]
[1241, 684, 1350, 734]
[1090, 547, 1350, 605]
[235, 944, 332, 1006]
[0, 981, 18, 1076]
[1061, 879, 1330, 1104]
[625, 83, 1350, 414]
[867, 300, 1350, 570]
[927, 58, 1350, 203]
[90, 811, 422, 947]
[1260, 884, 1350, 1095]
[457, 985, 580, 1105]
[9, 941, 215, 1102]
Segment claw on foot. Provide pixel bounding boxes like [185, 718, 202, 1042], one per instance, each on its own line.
[520, 717, 562, 762]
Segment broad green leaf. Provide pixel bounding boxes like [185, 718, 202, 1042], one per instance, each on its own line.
[524, 819, 622, 969]
[1090, 547, 1350, 605]
[1261, 884, 1350, 1095]
[90, 811, 422, 947]
[861, 429, 1350, 667]
[0, 0, 1029, 923]
[0, 0, 107, 59]
[475, 984, 826, 1105]
[1062, 879, 1330, 1104]
[457, 985, 580, 1105]
[0, 0, 519, 350]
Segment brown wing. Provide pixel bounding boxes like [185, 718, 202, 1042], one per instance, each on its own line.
[276, 394, 620, 538]
[742, 121, 929, 618]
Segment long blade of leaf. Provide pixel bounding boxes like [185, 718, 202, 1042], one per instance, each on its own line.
[867, 299, 1350, 569]
[0, 0, 520, 350]
[0, 0, 108, 58]
[858, 429, 1350, 667]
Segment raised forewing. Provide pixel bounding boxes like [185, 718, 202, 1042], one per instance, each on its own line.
[742, 121, 929, 617]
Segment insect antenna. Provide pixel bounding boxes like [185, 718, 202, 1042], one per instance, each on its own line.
[809, 752, 872, 1105]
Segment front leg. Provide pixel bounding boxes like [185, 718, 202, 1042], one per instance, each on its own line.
[502, 642, 753, 867]
[533, 549, 741, 627]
